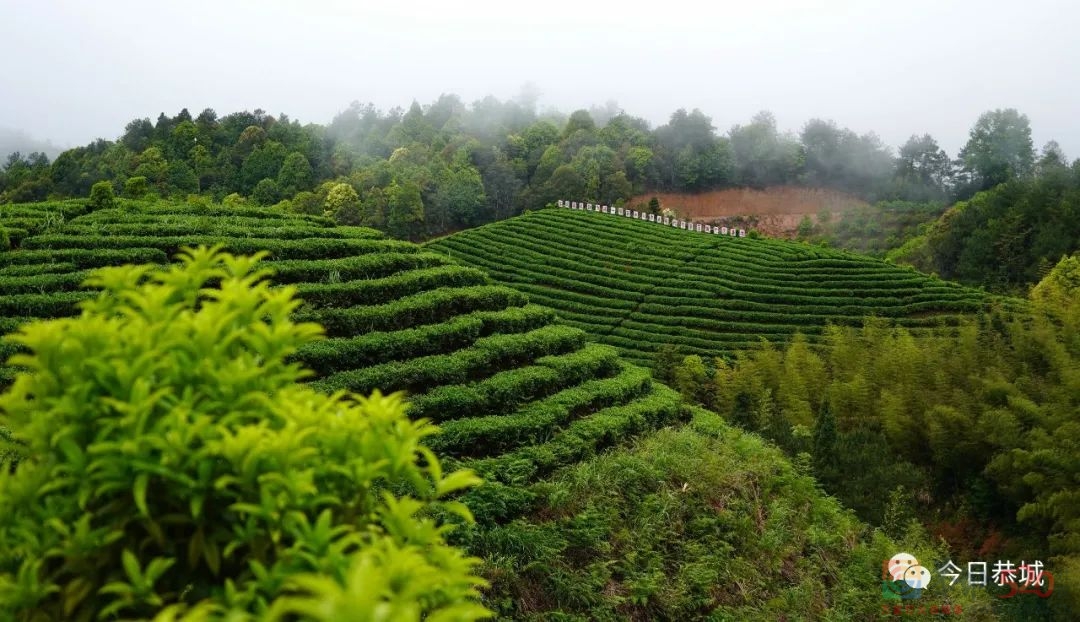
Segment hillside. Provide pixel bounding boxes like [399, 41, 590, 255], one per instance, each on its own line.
[0, 197, 978, 619]
[427, 207, 1015, 369]
[627, 186, 870, 237]
[890, 168, 1080, 292]
[0, 200, 683, 489]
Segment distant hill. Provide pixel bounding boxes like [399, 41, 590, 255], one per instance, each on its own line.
[0, 127, 63, 160]
[427, 207, 1016, 369]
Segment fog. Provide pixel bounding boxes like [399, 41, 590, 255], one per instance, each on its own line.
[1, 0, 1077, 157]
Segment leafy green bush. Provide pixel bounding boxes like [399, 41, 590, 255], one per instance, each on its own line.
[57, 222, 377, 241]
[266, 252, 444, 285]
[0, 247, 169, 270]
[292, 265, 489, 309]
[89, 181, 117, 211]
[296, 285, 528, 337]
[0, 270, 88, 294]
[0, 290, 95, 318]
[291, 306, 555, 376]
[21, 233, 415, 261]
[0, 246, 490, 621]
[251, 178, 280, 206]
[81, 203, 330, 224]
[312, 324, 585, 395]
[222, 192, 247, 208]
[290, 191, 322, 216]
[410, 344, 621, 428]
[124, 176, 149, 199]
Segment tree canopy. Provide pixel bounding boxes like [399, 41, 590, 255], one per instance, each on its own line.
[0, 99, 1071, 245]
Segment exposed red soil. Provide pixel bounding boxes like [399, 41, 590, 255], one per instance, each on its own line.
[628, 186, 869, 238]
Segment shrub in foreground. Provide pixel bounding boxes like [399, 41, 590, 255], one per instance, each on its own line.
[0, 246, 490, 621]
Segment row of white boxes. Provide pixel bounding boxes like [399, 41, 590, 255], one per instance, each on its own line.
[557, 200, 746, 237]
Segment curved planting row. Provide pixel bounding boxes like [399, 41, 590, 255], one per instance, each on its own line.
[0, 199, 682, 526]
[428, 208, 1017, 365]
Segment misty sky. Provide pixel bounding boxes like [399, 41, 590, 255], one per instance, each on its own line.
[1, 0, 1077, 158]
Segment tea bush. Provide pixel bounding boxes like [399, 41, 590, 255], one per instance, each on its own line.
[427, 209, 1010, 367]
[0, 246, 490, 621]
[89, 181, 117, 211]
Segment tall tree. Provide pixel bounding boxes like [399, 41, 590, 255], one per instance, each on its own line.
[480, 148, 521, 221]
[562, 109, 596, 138]
[812, 400, 840, 488]
[386, 179, 425, 239]
[959, 108, 1035, 191]
[729, 111, 802, 188]
[656, 109, 734, 191]
[324, 182, 362, 225]
[132, 146, 169, 193]
[894, 134, 952, 200]
[434, 165, 488, 229]
[277, 151, 313, 195]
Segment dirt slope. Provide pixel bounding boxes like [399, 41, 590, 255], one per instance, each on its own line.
[628, 186, 869, 237]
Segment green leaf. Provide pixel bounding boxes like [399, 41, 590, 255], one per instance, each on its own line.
[187, 528, 205, 570]
[435, 469, 483, 497]
[133, 473, 150, 517]
[203, 538, 221, 576]
[121, 549, 142, 584]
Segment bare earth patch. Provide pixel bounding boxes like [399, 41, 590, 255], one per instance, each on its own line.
[628, 186, 869, 238]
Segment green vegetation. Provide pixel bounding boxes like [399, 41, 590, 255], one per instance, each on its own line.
[0, 248, 489, 620]
[892, 163, 1080, 292]
[0, 204, 682, 505]
[804, 200, 948, 257]
[428, 208, 1013, 369]
[1, 93, 1075, 620]
[0, 198, 962, 619]
[661, 256, 1080, 618]
[7, 103, 1072, 295]
[469, 408, 994, 620]
[6, 101, 1062, 242]
[89, 179, 116, 210]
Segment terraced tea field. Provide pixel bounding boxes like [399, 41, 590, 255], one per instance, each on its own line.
[0, 199, 681, 520]
[0, 199, 989, 619]
[428, 208, 1014, 368]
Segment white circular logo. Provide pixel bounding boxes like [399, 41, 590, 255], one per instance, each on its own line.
[887, 553, 919, 581]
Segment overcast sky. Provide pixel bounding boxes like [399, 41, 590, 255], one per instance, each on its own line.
[1, 0, 1076, 158]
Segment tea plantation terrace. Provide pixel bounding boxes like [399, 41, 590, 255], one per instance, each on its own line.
[0, 199, 682, 522]
[427, 207, 1016, 368]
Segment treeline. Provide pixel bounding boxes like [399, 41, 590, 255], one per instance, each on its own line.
[790, 108, 1078, 291]
[655, 255, 1080, 614]
[891, 156, 1080, 291]
[2, 97, 1065, 240]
